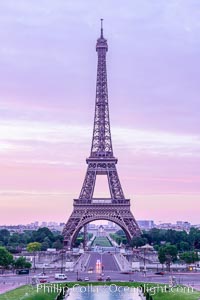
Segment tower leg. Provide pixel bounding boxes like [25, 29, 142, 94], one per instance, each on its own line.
[83, 224, 88, 250]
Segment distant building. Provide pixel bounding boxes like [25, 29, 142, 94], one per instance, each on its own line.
[41, 221, 47, 227]
[107, 221, 117, 229]
[137, 220, 155, 230]
[176, 221, 191, 231]
[157, 221, 191, 231]
[97, 225, 106, 237]
[157, 223, 172, 230]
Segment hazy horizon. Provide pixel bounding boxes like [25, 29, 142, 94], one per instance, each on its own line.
[0, 217, 197, 227]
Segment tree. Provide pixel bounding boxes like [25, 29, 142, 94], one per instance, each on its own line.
[0, 228, 65, 251]
[0, 247, 13, 272]
[34, 228, 54, 243]
[0, 230, 10, 246]
[116, 230, 126, 237]
[27, 242, 41, 272]
[53, 240, 63, 250]
[158, 245, 178, 271]
[188, 228, 200, 250]
[13, 256, 31, 269]
[41, 242, 49, 251]
[41, 237, 51, 251]
[27, 242, 41, 253]
[179, 241, 190, 252]
[130, 237, 148, 248]
[158, 247, 166, 265]
[9, 233, 19, 244]
[179, 251, 199, 264]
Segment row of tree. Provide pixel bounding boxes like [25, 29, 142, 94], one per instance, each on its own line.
[0, 227, 63, 252]
[74, 232, 93, 247]
[0, 227, 94, 252]
[0, 233, 94, 272]
[158, 244, 199, 269]
[110, 228, 200, 266]
[142, 227, 200, 251]
[110, 232, 127, 245]
[111, 227, 200, 251]
[0, 242, 49, 271]
[0, 246, 31, 271]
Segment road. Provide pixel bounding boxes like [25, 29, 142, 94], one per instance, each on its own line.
[86, 252, 119, 272]
[1, 249, 200, 294]
[1, 270, 200, 287]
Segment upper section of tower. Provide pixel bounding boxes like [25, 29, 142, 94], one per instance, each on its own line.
[96, 19, 108, 52]
[89, 19, 114, 160]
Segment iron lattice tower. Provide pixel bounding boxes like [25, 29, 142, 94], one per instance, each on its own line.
[63, 20, 140, 248]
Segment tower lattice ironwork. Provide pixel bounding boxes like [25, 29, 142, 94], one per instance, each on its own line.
[63, 20, 140, 248]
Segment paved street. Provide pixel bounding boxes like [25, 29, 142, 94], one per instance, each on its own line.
[86, 252, 120, 272]
[1, 270, 200, 290]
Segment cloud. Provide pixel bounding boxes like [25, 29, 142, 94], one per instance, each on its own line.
[0, 190, 72, 196]
[0, 120, 199, 158]
[0, 120, 89, 144]
[113, 126, 200, 157]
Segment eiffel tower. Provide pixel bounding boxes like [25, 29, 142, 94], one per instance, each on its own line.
[63, 20, 140, 249]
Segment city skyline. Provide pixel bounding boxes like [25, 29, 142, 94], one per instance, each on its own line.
[0, 219, 195, 226]
[0, 1, 200, 225]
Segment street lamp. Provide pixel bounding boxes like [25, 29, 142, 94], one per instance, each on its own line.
[129, 269, 133, 281]
[42, 264, 46, 275]
[33, 254, 36, 273]
[76, 270, 79, 281]
[99, 252, 103, 273]
[140, 244, 153, 275]
[60, 250, 65, 273]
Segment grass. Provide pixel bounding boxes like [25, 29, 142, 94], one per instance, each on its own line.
[0, 282, 200, 300]
[0, 284, 57, 300]
[92, 237, 112, 247]
[153, 286, 200, 300]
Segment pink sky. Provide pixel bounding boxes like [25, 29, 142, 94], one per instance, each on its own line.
[0, 0, 200, 225]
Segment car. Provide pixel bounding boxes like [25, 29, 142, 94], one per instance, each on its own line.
[98, 277, 103, 281]
[84, 277, 89, 281]
[106, 276, 111, 282]
[39, 278, 48, 283]
[55, 274, 67, 280]
[88, 267, 93, 272]
[16, 269, 30, 275]
[37, 273, 49, 279]
[155, 271, 165, 275]
[77, 278, 83, 281]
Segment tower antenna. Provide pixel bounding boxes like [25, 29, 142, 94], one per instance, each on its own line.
[100, 18, 103, 38]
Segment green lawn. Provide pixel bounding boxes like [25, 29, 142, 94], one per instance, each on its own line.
[153, 287, 200, 300]
[92, 237, 112, 247]
[0, 285, 57, 300]
[122, 283, 200, 300]
[0, 282, 200, 300]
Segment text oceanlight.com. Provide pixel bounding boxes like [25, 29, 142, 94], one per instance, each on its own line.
[37, 283, 194, 296]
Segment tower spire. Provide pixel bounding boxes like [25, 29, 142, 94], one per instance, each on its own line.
[100, 18, 104, 38]
[92, 18, 110, 158]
